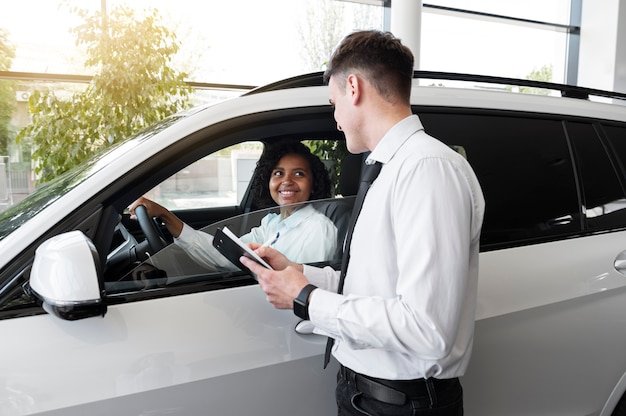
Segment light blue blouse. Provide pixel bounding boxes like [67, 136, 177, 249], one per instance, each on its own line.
[175, 204, 338, 269]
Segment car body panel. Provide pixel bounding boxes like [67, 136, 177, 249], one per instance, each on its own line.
[477, 231, 626, 320]
[465, 284, 626, 415]
[1, 285, 337, 415]
[26, 357, 338, 416]
[464, 231, 626, 414]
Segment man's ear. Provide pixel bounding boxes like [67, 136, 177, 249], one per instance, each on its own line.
[346, 73, 361, 104]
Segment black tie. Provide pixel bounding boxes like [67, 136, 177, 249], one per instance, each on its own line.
[324, 160, 382, 368]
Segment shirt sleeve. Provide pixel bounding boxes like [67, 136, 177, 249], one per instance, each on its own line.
[175, 223, 235, 270]
[303, 264, 339, 291]
[304, 264, 341, 337]
[240, 214, 273, 245]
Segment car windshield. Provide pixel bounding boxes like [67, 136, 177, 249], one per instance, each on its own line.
[105, 197, 354, 295]
[0, 114, 188, 242]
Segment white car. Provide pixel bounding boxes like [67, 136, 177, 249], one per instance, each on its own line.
[2, 72, 626, 416]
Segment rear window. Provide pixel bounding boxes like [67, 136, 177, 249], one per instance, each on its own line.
[420, 112, 580, 249]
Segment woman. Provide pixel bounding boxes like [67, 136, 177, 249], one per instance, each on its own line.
[130, 140, 338, 267]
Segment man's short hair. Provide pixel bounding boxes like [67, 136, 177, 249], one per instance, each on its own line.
[323, 30, 414, 105]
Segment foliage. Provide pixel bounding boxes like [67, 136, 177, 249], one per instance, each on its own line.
[297, 0, 345, 72]
[305, 139, 348, 195]
[17, 5, 192, 184]
[298, 0, 376, 194]
[506, 64, 553, 96]
[520, 64, 553, 95]
[297, 0, 379, 72]
[0, 28, 16, 156]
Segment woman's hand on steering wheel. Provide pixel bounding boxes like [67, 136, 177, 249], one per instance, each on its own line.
[129, 197, 171, 254]
[132, 204, 166, 254]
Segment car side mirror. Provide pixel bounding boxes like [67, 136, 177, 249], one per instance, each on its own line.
[28, 230, 107, 320]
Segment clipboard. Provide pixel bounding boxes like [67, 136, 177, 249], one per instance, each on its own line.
[212, 226, 273, 273]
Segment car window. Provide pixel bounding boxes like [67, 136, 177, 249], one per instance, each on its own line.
[420, 112, 581, 249]
[102, 136, 350, 303]
[603, 124, 626, 186]
[104, 198, 353, 296]
[144, 142, 264, 210]
[568, 122, 626, 230]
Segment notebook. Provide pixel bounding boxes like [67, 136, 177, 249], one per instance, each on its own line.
[212, 226, 273, 274]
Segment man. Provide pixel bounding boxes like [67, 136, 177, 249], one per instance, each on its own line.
[241, 30, 485, 415]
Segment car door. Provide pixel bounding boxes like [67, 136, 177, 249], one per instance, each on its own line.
[2, 194, 346, 416]
[421, 111, 626, 415]
[0, 106, 348, 415]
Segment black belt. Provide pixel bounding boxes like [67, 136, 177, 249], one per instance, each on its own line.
[339, 365, 458, 406]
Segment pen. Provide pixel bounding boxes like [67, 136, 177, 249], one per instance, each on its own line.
[261, 232, 280, 248]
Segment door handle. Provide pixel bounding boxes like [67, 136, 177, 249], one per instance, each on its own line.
[614, 250, 626, 273]
[546, 214, 573, 227]
[295, 319, 315, 335]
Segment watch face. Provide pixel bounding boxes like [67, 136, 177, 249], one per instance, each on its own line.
[294, 284, 316, 321]
[294, 298, 308, 320]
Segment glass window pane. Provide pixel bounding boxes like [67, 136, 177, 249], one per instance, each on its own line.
[145, 142, 263, 210]
[419, 112, 580, 247]
[421, 12, 567, 83]
[425, 0, 572, 25]
[604, 124, 626, 188]
[567, 122, 626, 230]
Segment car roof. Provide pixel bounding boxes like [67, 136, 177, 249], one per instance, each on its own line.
[248, 70, 626, 123]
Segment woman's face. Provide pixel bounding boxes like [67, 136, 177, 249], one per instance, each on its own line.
[269, 153, 313, 206]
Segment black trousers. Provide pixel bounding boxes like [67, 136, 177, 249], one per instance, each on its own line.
[336, 366, 463, 416]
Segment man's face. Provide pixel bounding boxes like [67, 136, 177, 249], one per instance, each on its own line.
[328, 74, 366, 154]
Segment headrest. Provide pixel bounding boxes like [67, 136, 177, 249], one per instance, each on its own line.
[339, 152, 367, 196]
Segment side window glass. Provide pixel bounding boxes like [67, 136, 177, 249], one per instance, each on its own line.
[105, 139, 350, 298]
[604, 124, 626, 184]
[420, 112, 580, 248]
[105, 199, 351, 295]
[568, 122, 626, 230]
[144, 142, 264, 210]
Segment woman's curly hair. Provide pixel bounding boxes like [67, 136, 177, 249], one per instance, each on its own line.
[250, 140, 332, 209]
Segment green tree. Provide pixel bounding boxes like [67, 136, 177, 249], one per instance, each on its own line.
[506, 64, 553, 95]
[298, 0, 377, 193]
[520, 64, 553, 95]
[297, 0, 380, 72]
[298, 0, 345, 72]
[17, 5, 192, 184]
[305, 139, 348, 195]
[0, 28, 16, 156]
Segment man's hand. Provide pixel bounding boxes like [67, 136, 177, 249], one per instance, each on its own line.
[246, 243, 303, 272]
[240, 255, 309, 310]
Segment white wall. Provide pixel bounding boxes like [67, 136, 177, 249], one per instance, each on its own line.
[578, 0, 626, 93]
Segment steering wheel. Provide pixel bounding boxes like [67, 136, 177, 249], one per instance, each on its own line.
[134, 204, 166, 254]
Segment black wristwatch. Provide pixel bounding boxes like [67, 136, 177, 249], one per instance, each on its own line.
[293, 284, 317, 320]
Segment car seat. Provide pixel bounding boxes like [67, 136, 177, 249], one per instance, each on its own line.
[315, 152, 367, 263]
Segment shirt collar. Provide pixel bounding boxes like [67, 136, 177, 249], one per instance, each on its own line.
[367, 114, 424, 165]
[277, 203, 316, 228]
